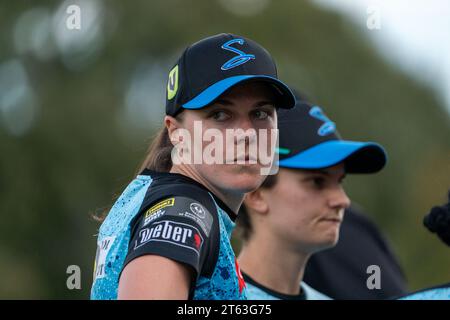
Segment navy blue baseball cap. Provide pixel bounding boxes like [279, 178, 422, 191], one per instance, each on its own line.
[165, 33, 296, 116]
[277, 94, 387, 174]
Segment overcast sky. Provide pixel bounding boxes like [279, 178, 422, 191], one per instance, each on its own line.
[313, 0, 450, 116]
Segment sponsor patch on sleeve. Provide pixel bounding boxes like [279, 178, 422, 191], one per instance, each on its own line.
[134, 220, 204, 255]
[143, 198, 175, 226]
[141, 196, 214, 236]
[175, 201, 213, 236]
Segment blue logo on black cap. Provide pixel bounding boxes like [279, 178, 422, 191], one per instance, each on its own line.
[221, 39, 255, 70]
[309, 106, 336, 136]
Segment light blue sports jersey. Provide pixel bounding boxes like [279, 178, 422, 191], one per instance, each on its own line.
[90, 170, 247, 300]
[398, 285, 450, 300]
[193, 204, 247, 299]
[244, 274, 331, 300]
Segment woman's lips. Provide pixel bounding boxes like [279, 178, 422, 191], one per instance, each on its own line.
[320, 217, 342, 223]
[233, 155, 258, 163]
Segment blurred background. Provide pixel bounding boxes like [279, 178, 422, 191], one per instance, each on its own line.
[0, 0, 449, 299]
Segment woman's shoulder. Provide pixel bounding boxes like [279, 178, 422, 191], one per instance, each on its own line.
[124, 171, 222, 280]
[128, 170, 221, 241]
[140, 170, 218, 215]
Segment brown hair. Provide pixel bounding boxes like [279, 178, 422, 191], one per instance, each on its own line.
[136, 112, 184, 174]
[94, 113, 183, 222]
[136, 126, 173, 174]
[236, 174, 278, 241]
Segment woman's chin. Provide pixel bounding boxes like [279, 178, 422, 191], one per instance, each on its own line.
[219, 171, 266, 193]
[318, 232, 340, 249]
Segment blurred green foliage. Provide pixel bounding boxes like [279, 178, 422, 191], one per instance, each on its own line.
[0, 0, 448, 299]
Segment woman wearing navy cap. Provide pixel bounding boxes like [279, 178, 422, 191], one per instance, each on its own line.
[90, 33, 295, 300]
[236, 94, 450, 300]
[236, 95, 387, 300]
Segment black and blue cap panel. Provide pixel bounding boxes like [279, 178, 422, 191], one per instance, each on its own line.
[165, 33, 296, 116]
[182, 33, 278, 95]
[276, 100, 387, 174]
[277, 100, 342, 159]
[278, 140, 387, 174]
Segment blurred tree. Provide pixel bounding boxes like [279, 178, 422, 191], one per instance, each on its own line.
[0, 0, 448, 298]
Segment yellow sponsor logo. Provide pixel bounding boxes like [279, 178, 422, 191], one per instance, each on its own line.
[167, 65, 179, 100]
[145, 198, 175, 219]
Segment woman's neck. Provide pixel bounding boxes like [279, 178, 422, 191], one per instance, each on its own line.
[238, 232, 310, 296]
[170, 165, 244, 213]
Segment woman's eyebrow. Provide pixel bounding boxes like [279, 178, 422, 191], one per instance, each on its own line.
[199, 100, 233, 114]
[203, 99, 275, 111]
[308, 170, 329, 176]
[311, 169, 346, 180]
[212, 99, 233, 106]
[254, 100, 276, 108]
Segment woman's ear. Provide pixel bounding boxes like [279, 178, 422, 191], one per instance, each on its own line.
[165, 115, 180, 139]
[244, 190, 269, 217]
[165, 115, 186, 148]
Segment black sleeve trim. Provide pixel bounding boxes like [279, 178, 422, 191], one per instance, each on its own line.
[124, 184, 220, 281]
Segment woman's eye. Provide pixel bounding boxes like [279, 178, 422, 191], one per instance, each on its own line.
[212, 111, 230, 121]
[312, 177, 325, 188]
[254, 109, 269, 120]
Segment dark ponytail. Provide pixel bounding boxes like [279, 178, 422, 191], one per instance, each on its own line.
[94, 114, 182, 223]
[136, 112, 185, 174]
[137, 127, 173, 174]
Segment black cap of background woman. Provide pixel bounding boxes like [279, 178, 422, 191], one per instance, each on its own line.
[165, 33, 296, 116]
[276, 93, 387, 174]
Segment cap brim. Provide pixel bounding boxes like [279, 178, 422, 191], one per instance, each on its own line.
[277, 140, 387, 174]
[182, 75, 295, 110]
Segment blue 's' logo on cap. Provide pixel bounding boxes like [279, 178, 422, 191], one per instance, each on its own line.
[221, 39, 255, 71]
[309, 106, 336, 136]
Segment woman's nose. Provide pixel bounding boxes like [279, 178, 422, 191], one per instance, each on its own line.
[234, 118, 258, 143]
[329, 186, 351, 210]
